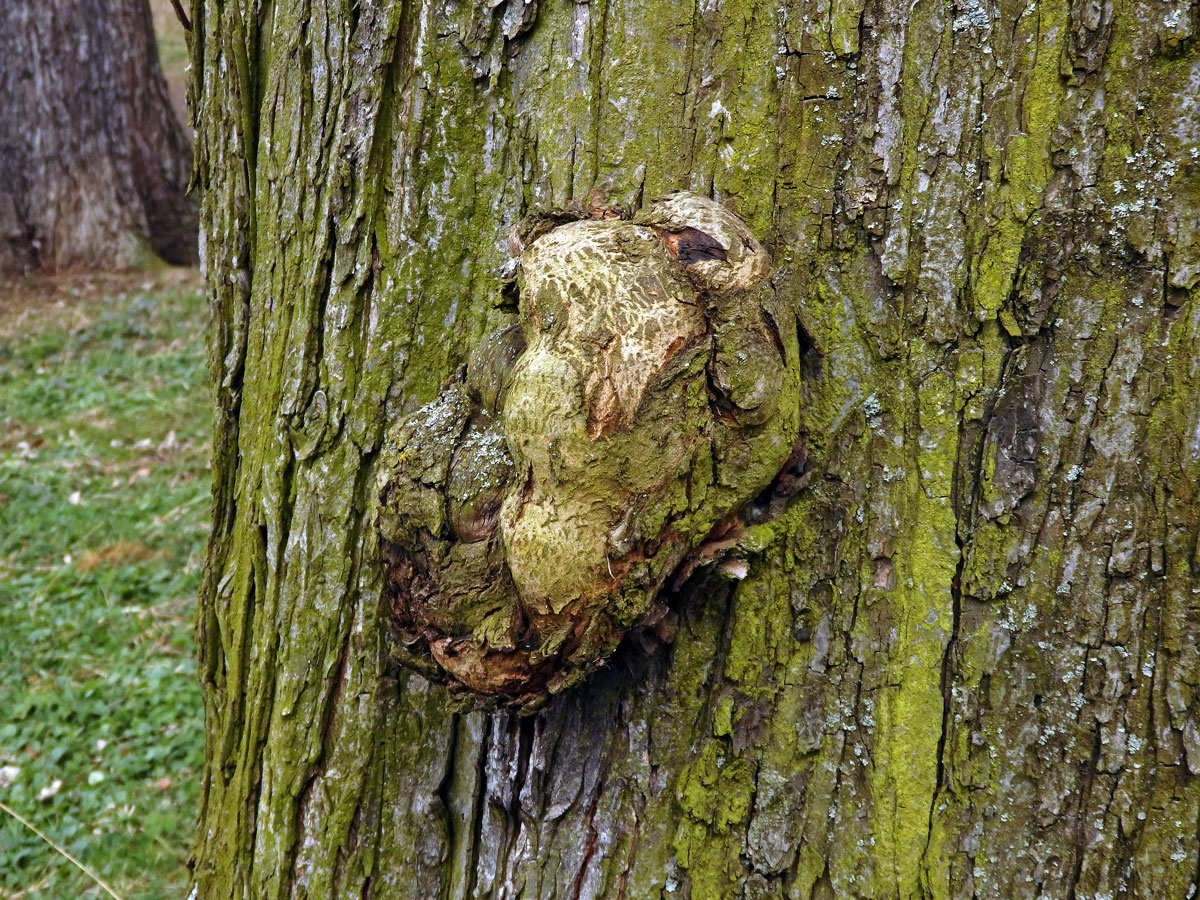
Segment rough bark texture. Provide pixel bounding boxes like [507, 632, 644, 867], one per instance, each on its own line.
[191, 1, 1200, 898]
[0, 0, 197, 275]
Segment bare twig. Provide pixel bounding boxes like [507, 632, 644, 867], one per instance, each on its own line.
[169, 0, 192, 32]
[0, 800, 126, 900]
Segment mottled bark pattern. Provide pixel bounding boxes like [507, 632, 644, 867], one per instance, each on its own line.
[192, 0, 1200, 898]
[0, 0, 197, 274]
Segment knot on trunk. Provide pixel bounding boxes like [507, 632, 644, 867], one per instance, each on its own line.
[376, 192, 803, 712]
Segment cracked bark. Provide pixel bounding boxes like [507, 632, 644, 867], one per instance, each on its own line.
[191, 0, 1200, 898]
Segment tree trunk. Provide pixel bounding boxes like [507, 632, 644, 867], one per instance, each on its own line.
[190, 1, 1200, 898]
[0, 0, 197, 275]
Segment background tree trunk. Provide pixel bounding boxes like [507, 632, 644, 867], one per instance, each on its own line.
[191, 1, 1200, 898]
[0, 0, 197, 275]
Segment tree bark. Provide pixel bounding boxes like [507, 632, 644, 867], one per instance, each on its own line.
[191, 1, 1200, 898]
[0, 0, 197, 275]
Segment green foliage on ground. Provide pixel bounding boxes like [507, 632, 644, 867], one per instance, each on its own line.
[0, 275, 209, 899]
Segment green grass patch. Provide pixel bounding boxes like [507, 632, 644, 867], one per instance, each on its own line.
[0, 274, 209, 900]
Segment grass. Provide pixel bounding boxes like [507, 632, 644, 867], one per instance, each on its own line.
[0, 270, 209, 899]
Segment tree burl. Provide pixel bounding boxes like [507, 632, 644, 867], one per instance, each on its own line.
[376, 193, 804, 712]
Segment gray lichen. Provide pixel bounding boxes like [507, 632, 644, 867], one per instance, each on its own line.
[376, 192, 802, 711]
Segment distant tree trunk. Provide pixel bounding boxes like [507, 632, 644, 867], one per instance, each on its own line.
[0, 0, 197, 275]
[191, 2, 1200, 899]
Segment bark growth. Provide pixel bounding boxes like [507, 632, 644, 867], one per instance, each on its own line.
[377, 192, 801, 711]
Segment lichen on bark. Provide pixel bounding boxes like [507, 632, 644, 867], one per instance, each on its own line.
[376, 192, 802, 711]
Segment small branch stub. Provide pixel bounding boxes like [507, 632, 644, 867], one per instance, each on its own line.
[377, 192, 802, 712]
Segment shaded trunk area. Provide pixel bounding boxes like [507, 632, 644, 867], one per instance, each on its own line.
[0, 0, 197, 275]
[191, 1, 1200, 898]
